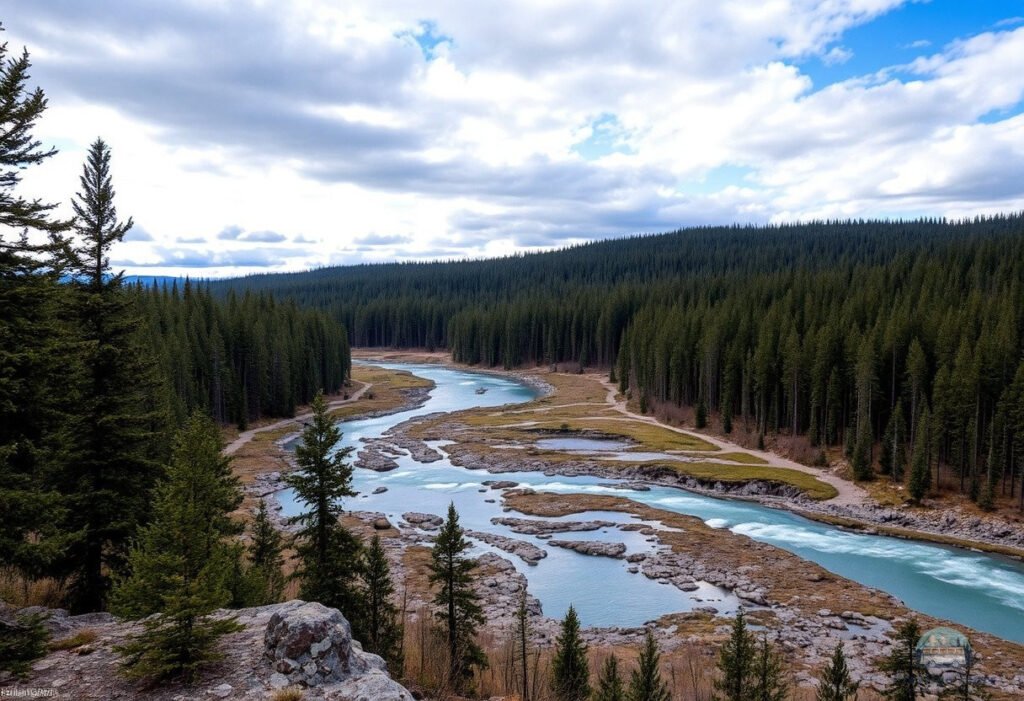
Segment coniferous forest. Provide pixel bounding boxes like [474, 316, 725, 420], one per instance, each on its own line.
[219, 217, 1024, 509]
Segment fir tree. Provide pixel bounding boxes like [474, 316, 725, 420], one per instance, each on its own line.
[696, 396, 708, 429]
[881, 619, 923, 701]
[62, 139, 169, 612]
[112, 414, 243, 683]
[852, 415, 875, 481]
[286, 391, 365, 620]
[429, 502, 486, 691]
[363, 534, 402, 673]
[908, 407, 931, 504]
[816, 641, 858, 701]
[880, 404, 908, 481]
[594, 655, 626, 701]
[627, 630, 670, 701]
[551, 605, 590, 701]
[714, 610, 756, 701]
[513, 590, 532, 701]
[751, 635, 788, 701]
[246, 499, 286, 606]
[0, 612, 50, 678]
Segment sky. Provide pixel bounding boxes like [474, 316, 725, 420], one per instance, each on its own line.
[4, 0, 1024, 277]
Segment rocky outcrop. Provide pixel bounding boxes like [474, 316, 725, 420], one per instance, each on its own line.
[264, 601, 412, 699]
[402, 512, 444, 530]
[467, 530, 548, 564]
[492, 516, 616, 535]
[549, 539, 627, 558]
[2, 600, 413, 700]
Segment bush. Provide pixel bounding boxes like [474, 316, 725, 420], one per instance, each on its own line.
[0, 612, 51, 677]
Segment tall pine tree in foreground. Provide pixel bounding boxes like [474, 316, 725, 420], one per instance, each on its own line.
[628, 629, 670, 701]
[429, 502, 486, 692]
[244, 499, 286, 606]
[594, 655, 626, 701]
[0, 22, 74, 597]
[112, 414, 243, 683]
[286, 391, 365, 620]
[363, 534, 402, 673]
[881, 619, 923, 701]
[551, 604, 590, 701]
[61, 138, 169, 612]
[512, 590, 532, 701]
[816, 641, 858, 701]
[751, 634, 788, 701]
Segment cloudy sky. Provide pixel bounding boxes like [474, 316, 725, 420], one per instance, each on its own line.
[6, 1, 1024, 277]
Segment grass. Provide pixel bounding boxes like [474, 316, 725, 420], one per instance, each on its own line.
[611, 459, 838, 500]
[50, 630, 97, 651]
[327, 366, 434, 421]
[710, 451, 769, 465]
[270, 688, 304, 701]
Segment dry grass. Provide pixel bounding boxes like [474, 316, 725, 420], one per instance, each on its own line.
[269, 688, 304, 701]
[49, 629, 98, 651]
[327, 365, 433, 421]
[0, 568, 68, 607]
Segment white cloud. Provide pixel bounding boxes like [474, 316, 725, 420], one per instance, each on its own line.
[3, 1, 1023, 276]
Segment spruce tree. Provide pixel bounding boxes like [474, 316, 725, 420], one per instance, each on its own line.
[286, 390, 365, 620]
[714, 610, 756, 701]
[513, 590, 532, 701]
[880, 404, 908, 481]
[816, 641, 858, 701]
[852, 416, 874, 481]
[881, 619, 922, 701]
[751, 635, 788, 701]
[363, 534, 402, 673]
[0, 24, 74, 593]
[551, 605, 590, 701]
[62, 138, 169, 612]
[594, 655, 626, 701]
[246, 499, 286, 605]
[908, 407, 931, 504]
[112, 414, 243, 683]
[627, 630, 670, 701]
[0, 612, 50, 678]
[696, 396, 708, 429]
[429, 502, 486, 691]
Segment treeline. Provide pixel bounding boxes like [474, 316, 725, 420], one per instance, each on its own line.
[219, 218, 1024, 509]
[139, 282, 350, 428]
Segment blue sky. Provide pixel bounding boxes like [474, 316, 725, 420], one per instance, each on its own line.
[4, 1, 1024, 276]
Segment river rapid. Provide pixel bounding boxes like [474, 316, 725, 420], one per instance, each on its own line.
[277, 363, 1024, 642]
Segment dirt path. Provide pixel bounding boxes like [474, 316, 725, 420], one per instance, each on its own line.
[222, 380, 372, 456]
[595, 377, 869, 507]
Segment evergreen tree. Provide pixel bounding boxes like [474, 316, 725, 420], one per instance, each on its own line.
[551, 604, 590, 701]
[286, 391, 364, 620]
[852, 415, 874, 481]
[816, 641, 858, 701]
[0, 24, 74, 594]
[363, 534, 402, 673]
[594, 655, 626, 701]
[61, 139, 169, 612]
[714, 610, 756, 701]
[429, 502, 486, 691]
[513, 590, 532, 701]
[112, 414, 243, 683]
[245, 499, 286, 605]
[881, 619, 923, 701]
[696, 396, 708, 429]
[0, 612, 50, 678]
[751, 635, 788, 701]
[880, 404, 908, 481]
[627, 629, 670, 701]
[908, 407, 931, 504]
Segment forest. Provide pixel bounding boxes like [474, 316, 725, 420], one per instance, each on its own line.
[219, 217, 1024, 509]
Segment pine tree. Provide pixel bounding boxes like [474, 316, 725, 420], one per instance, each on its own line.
[816, 641, 858, 701]
[245, 499, 286, 605]
[696, 395, 708, 429]
[551, 605, 590, 701]
[852, 416, 874, 481]
[286, 390, 365, 620]
[61, 139, 169, 612]
[429, 502, 486, 692]
[627, 630, 670, 701]
[714, 610, 756, 701]
[0, 612, 50, 678]
[363, 534, 402, 673]
[751, 635, 788, 701]
[0, 23, 74, 594]
[908, 407, 931, 504]
[513, 590, 532, 701]
[594, 655, 626, 701]
[112, 414, 243, 683]
[881, 619, 923, 701]
[880, 404, 908, 481]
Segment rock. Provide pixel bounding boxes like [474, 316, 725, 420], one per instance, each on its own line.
[373, 486, 389, 494]
[467, 530, 547, 564]
[208, 683, 233, 698]
[373, 517, 393, 530]
[492, 517, 616, 535]
[402, 512, 444, 530]
[548, 540, 627, 558]
[483, 480, 520, 489]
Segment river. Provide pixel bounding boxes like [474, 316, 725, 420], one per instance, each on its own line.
[276, 363, 1024, 641]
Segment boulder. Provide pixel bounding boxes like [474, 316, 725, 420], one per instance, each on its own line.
[373, 517, 393, 530]
[403, 512, 444, 530]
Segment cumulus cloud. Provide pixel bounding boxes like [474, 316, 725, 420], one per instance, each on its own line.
[4, 0, 1024, 275]
[122, 225, 153, 241]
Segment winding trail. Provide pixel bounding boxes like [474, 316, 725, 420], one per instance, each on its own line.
[222, 380, 371, 456]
